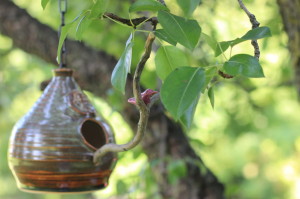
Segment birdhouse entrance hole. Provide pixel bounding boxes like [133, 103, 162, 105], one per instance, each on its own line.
[81, 119, 107, 150]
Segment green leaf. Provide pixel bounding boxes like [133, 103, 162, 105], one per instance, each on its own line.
[57, 23, 76, 63]
[241, 26, 272, 40]
[41, 0, 50, 10]
[57, 11, 86, 62]
[111, 33, 134, 94]
[201, 33, 217, 51]
[214, 27, 272, 57]
[158, 11, 201, 50]
[215, 41, 231, 57]
[161, 67, 206, 120]
[215, 39, 246, 56]
[76, 14, 92, 40]
[208, 87, 214, 109]
[202, 67, 217, 92]
[71, 11, 86, 23]
[223, 54, 264, 78]
[155, 46, 189, 80]
[90, 0, 109, 18]
[154, 29, 177, 46]
[176, 0, 201, 17]
[129, 0, 169, 12]
[179, 95, 199, 130]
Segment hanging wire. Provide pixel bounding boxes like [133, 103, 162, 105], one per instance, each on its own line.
[58, 0, 67, 68]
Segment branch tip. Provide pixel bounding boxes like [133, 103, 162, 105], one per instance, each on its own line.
[237, 0, 260, 59]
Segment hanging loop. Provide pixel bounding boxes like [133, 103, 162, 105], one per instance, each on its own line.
[59, 0, 67, 14]
[58, 0, 67, 68]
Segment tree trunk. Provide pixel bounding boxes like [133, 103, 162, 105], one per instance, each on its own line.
[276, 0, 300, 98]
[0, 1, 224, 198]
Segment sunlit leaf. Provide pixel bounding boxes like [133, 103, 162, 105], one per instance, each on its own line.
[155, 46, 188, 80]
[214, 27, 271, 57]
[57, 11, 87, 63]
[201, 32, 217, 51]
[161, 67, 206, 120]
[158, 11, 201, 50]
[202, 67, 217, 92]
[223, 54, 264, 78]
[76, 13, 92, 40]
[111, 33, 134, 94]
[90, 0, 109, 18]
[208, 87, 214, 109]
[57, 23, 76, 63]
[241, 26, 272, 40]
[129, 0, 169, 12]
[41, 0, 50, 10]
[176, 0, 201, 17]
[154, 29, 177, 46]
[215, 41, 231, 57]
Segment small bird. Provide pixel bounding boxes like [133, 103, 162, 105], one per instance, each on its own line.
[128, 89, 158, 105]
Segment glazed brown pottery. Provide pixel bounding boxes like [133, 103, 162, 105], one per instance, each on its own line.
[8, 68, 117, 193]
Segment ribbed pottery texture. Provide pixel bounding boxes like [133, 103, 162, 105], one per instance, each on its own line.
[8, 68, 117, 193]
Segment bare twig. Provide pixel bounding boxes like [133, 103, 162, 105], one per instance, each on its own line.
[93, 33, 156, 165]
[237, 0, 260, 59]
[104, 13, 158, 28]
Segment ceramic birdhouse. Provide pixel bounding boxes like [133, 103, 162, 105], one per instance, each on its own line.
[8, 68, 117, 193]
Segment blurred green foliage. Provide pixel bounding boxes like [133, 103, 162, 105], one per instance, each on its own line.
[1, 0, 299, 199]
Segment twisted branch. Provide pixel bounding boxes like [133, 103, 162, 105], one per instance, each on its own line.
[93, 33, 156, 164]
[0, 1, 225, 197]
[237, 0, 260, 59]
[218, 0, 261, 79]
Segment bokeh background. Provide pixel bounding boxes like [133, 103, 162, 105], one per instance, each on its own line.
[1, 0, 299, 198]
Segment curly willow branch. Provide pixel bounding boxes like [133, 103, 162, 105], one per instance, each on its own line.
[93, 33, 155, 165]
[219, 0, 261, 79]
[237, 0, 261, 59]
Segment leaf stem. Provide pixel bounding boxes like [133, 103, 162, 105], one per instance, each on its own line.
[135, 29, 152, 33]
[217, 42, 228, 61]
[103, 14, 132, 29]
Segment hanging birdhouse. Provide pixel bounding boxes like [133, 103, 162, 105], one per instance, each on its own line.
[8, 68, 117, 193]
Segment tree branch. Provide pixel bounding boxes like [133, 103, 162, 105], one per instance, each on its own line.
[93, 33, 155, 164]
[0, 1, 225, 198]
[0, 0, 117, 97]
[104, 13, 158, 29]
[237, 0, 260, 59]
[217, 0, 261, 79]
